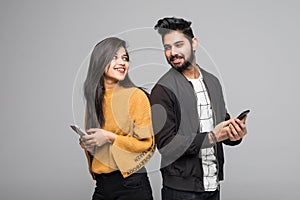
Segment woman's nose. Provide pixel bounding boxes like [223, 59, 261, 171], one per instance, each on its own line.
[116, 57, 125, 65]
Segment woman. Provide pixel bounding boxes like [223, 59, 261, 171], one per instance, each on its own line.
[80, 37, 155, 200]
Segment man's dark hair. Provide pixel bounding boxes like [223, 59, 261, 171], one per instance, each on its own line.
[154, 17, 194, 42]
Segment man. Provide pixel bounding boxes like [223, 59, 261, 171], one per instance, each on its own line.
[150, 17, 248, 200]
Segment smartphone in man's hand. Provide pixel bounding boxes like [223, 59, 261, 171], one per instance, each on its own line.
[237, 110, 250, 120]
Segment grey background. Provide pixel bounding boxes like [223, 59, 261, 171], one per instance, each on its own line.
[1, 0, 299, 199]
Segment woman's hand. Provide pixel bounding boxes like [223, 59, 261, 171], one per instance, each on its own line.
[81, 128, 117, 154]
[79, 138, 86, 150]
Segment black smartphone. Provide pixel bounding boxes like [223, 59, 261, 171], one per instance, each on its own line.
[237, 110, 250, 120]
[70, 124, 87, 137]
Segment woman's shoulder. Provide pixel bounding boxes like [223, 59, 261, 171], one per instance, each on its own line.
[120, 87, 148, 97]
[113, 87, 148, 103]
[128, 88, 151, 113]
[131, 88, 149, 102]
[122, 87, 150, 106]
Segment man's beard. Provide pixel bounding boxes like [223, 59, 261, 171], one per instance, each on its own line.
[167, 51, 195, 72]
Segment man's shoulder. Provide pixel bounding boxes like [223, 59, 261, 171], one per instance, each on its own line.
[200, 67, 218, 80]
[151, 69, 177, 97]
[157, 68, 177, 82]
[156, 68, 188, 87]
[199, 67, 222, 86]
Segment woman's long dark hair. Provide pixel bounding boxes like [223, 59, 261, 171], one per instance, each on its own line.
[84, 37, 135, 129]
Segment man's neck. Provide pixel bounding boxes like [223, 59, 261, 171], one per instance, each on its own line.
[182, 64, 200, 79]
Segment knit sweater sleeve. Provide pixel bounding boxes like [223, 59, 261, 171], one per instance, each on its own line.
[112, 88, 154, 152]
[110, 88, 155, 177]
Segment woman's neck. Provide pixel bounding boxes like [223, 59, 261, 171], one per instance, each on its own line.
[104, 79, 119, 89]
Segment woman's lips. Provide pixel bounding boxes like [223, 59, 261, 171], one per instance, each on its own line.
[114, 67, 125, 73]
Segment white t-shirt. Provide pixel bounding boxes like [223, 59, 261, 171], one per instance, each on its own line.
[187, 75, 218, 191]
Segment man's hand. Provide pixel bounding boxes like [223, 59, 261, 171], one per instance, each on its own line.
[211, 117, 248, 143]
[212, 120, 231, 143]
[227, 116, 248, 141]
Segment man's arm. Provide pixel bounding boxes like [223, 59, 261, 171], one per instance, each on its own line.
[150, 84, 209, 158]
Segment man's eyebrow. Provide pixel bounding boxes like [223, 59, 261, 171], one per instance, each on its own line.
[174, 41, 184, 45]
[164, 41, 184, 46]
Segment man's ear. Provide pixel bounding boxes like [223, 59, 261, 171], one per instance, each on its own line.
[192, 37, 198, 51]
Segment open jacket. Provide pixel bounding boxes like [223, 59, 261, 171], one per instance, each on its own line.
[150, 67, 241, 192]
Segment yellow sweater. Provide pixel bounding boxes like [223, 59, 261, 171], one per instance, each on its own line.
[86, 87, 155, 178]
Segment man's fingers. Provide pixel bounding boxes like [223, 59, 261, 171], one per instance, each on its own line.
[234, 118, 247, 137]
[223, 119, 233, 127]
[229, 124, 238, 140]
[230, 123, 243, 141]
[241, 115, 247, 124]
[235, 118, 246, 129]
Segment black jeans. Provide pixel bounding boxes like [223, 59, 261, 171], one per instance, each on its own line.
[92, 170, 153, 200]
[162, 186, 220, 200]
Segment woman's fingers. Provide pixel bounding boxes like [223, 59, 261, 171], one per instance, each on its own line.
[86, 128, 101, 134]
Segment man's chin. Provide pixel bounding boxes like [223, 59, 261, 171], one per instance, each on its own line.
[172, 66, 184, 72]
[172, 63, 181, 68]
[168, 60, 190, 72]
[172, 64, 188, 72]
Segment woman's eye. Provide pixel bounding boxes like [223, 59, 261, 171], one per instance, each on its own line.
[112, 55, 120, 60]
[122, 57, 128, 61]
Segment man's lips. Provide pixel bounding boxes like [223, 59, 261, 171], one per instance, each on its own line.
[172, 58, 182, 64]
[170, 55, 184, 65]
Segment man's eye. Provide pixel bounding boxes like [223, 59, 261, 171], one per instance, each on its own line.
[164, 46, 171, 51]
[122, 57, 128, 61]
[175, 43, 183, 48]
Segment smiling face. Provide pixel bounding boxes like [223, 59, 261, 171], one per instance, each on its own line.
[163, 30, 197, 72]
[103, 46, 129, 88]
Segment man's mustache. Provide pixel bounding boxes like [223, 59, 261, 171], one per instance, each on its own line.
[170, 54, 185, 61]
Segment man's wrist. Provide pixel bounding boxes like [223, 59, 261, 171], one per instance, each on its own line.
[209, 131, 218, 144]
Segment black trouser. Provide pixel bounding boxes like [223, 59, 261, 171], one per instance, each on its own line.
[92, 170, 153, 200]
[162, 186, 220, 200]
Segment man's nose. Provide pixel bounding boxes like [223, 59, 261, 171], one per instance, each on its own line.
[170, 47, 178, 56]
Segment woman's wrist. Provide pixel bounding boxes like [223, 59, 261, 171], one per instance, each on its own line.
[104, 131, 117, 143]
